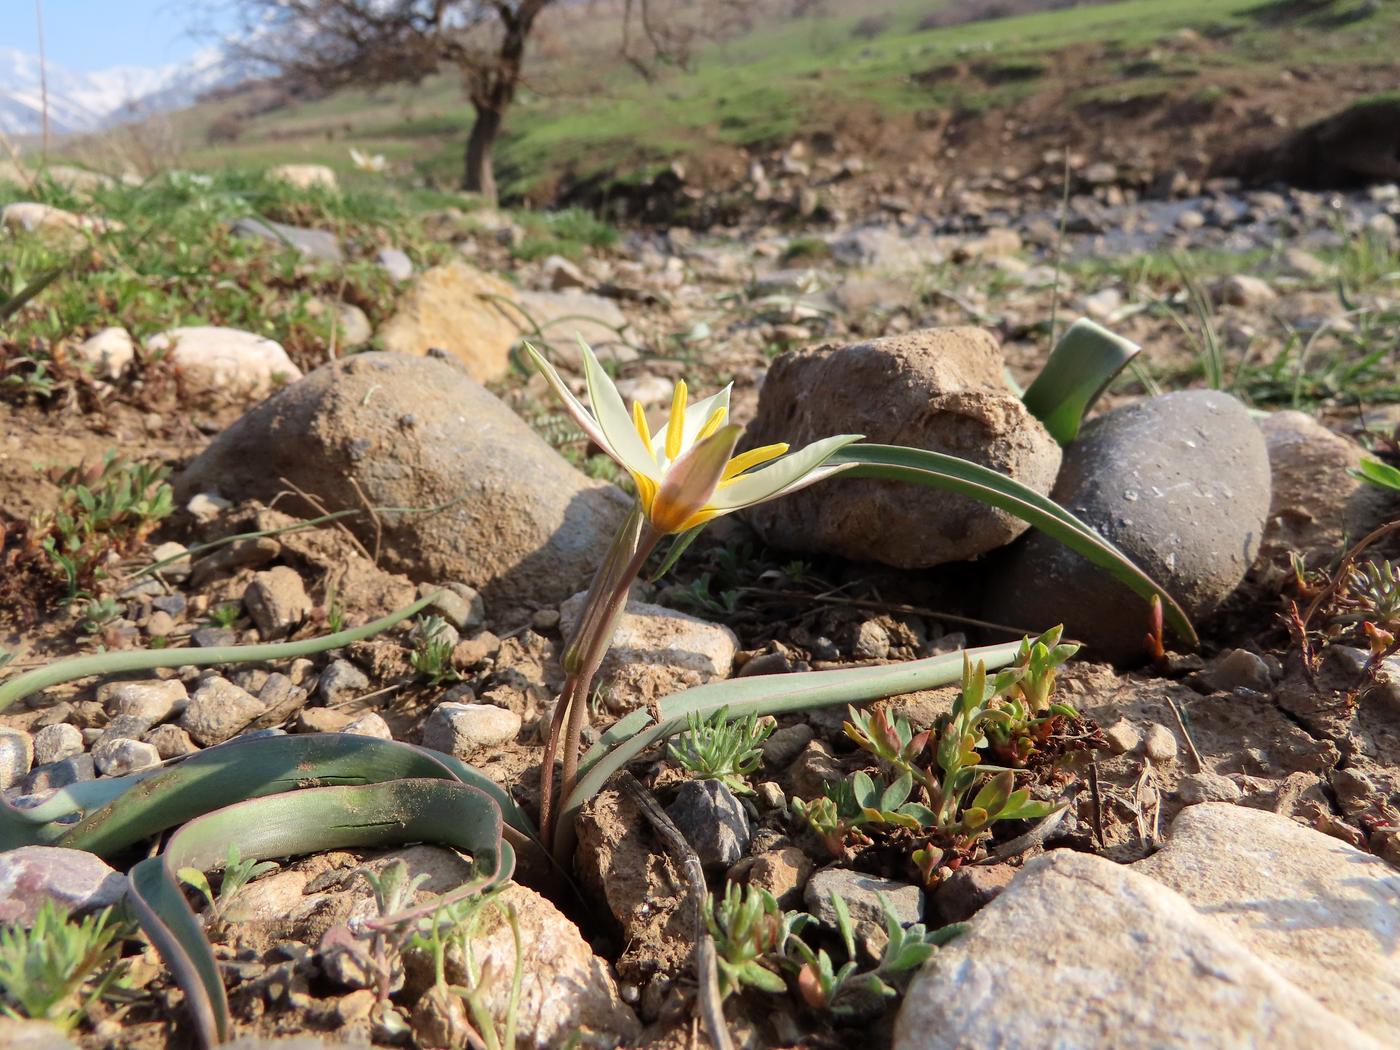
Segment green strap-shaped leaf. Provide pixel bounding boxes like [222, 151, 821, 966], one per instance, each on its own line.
[0, 593, 438, 714]
[1022, 318, 1140, 444]
[828, 443, 1197, 647]
[127, 777, 514, 1048]
[35, 733, 535, 856]
[557, 640, 1028, 847]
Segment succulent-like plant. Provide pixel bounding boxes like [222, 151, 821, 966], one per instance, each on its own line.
[667, 706, 773, 794]
[0, 900, 129, 1029]
[706, 882, 808, 998]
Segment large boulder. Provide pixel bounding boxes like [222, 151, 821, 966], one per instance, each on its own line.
[742, 328, 1062, 568]
[1132, 803, 1400, 1043]
[893, 849, 1385, 1050]
[175, 352, 630, 620]
[986, 390, 1270, 663]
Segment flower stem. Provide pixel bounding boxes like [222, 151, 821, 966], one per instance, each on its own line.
[538, 506, 660, 853]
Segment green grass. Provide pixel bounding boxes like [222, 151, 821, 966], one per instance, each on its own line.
[0, 168, 458, 400]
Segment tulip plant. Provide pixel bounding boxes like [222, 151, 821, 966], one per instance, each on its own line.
[528, 323, 1193, 854]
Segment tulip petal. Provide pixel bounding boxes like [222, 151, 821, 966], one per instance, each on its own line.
[706, 433, 864, 511]
[524, 342, 617, 462]
[578, 339, 660, 478]
[681, 384, 732, 449]
[649, 424, 744, 533]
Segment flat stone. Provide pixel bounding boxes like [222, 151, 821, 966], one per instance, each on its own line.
[805, 869, 923, 933]
[894, 850, 1386, 1050]
[318, 660, 369, 704]
[666, 779, 751, 871]
[233, 217, 342, 263]
[147, 326, 302, 400]
[762, 723, 814, 768]
[0, 846, 126, 924]
[420, 702, 521, 756]
[376, 247, 413, 281]
[1204, 648, 1273, 693]
[558, 595, 738, 712]
[18, 754, 95, 794]
[1133, 803, 1400, 1042]
[0, 728, 34, 789]
[98, 678, 187, 722]
[744, 846, 812, 908]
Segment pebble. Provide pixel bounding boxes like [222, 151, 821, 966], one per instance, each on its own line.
[377, 247, 413, 281]
[19, 754, 96, 794]
[92, 737, 161, 776]
[1143, 723, 1179, 764]
[929, 863, 1017, 925]
[319, 660, 370, 704]
[420, 702, 522, 756]
[1102, 719, 1142, 755]
[0, 729, 34, 789]
[74, 327, 135, 380]
[342, 713, 394, 740]
[244, 566, 313, 638]
[743, 846, 812, 907]
[99, 678, 187, 722]
[145, 724, 198, 760]
[762, 723, 814, 768]
[1177, 771, 1243, 804]
[1204, 648, 1273, 693]
[180, 677, 265, 746]
[32, 724, 84, 766]
[666, 780, 752, 871]
[417, 582, 485, 631]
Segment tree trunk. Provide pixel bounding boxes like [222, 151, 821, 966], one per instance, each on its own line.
[463, 105, 502, 203]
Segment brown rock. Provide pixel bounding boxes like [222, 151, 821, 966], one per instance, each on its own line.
[742, 328, 1062, 567]
[377, 261, 524, 383]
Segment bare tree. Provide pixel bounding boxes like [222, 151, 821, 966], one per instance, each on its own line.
[229, 1, 553, 202]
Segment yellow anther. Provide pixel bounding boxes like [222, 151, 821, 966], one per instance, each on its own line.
[720, 442, 790, 484]
[631, 471, 658, 514]
[665, 380, 688, 461]
[696, 406, 728, 442]
[631, 400, 655, 460]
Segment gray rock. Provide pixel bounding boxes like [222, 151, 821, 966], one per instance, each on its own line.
[98, 678, 187, 722]
[32, 724, 84, 766]
[0, 847, 126, 925]
[244, 565, 312, 638]
[376, 247, 413, 281]
[1143, 723, 1179, 764]
[0, 729, 34, 789]
[894, 850, 1385, 1050]
[417, 582, 485, 631]
[666, 780, 751, 870]
[18, 755, 95, 794]
[743, 328, 1062, 568]
[1204, 648, 1273, 693]
[341, 712, 393, 740]
[91, 737, 161, 776]
[804, 868, 923, 932]
[319, 659, 369, 704]
[420, 702, 521, 756]
[1133, 803, 1400, 1042]
[986, 390, 1271, 663]
[1177, 771, 1242, 804]
[191, 626, 237, 648]
[174, 352, 630, 619]
[233, 217, 342, 263]
[181, 677, 264, 746]
[762, 723, 814, 768]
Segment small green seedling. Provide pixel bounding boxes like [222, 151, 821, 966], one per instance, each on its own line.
[706, 882, 809, 999]
[178, 845, 278, 927]
[411, 615, 459, 685]
[667, 706, 774, 794]
[0, 900, 129, 1029]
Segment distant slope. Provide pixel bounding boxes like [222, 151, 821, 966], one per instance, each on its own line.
[61, 0, 1400, 201]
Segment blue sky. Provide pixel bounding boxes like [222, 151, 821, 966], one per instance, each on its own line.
[4, 0, 234, 72]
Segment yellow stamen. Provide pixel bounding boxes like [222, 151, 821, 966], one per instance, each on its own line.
[631, 401, 655, 460]
[720, 442, 790, 484]
[665, 380, 688, 461]
[696, 406, 728, 442]
[630, 470, 658, 515]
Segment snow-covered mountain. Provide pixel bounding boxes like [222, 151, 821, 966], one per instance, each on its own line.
[0, 46, 245, 137]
